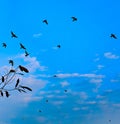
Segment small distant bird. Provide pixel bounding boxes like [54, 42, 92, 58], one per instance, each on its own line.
[57, 44, 61, 48]
[71, 16, 77, 22]
[2, 43, 7, 48]
[11, 31, 18, 38]
[110, 33, 117, 39]
[53, 75, 57, 77]
[64, 90, 67, 92]
[20, 43, 26, 50]
[38, 110, 42, 112]
[25, 51, 29, 57]
[46, 100, 48, 102]
[109, 120, 111, 122]
[43, 19, 48, 25]
[9, 60, 14, 66]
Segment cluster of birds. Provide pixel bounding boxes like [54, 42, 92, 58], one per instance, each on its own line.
[2, 31, 30, 57]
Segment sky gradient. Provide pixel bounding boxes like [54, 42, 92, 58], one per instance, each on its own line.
[0, 0, 120, 124]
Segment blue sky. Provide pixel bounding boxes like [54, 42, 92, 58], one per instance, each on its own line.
[0, 0, 120, 123]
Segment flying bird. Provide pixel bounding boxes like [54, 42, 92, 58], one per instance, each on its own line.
[20, 43, 26, 50]
[43, 19, 48, 25]
[110, 33, 117, 39]
[11, 31, 18, 38]
[71, 16, 77, 21]
[25, 50, 29, 57]
[2, 43, 7, 48]
[64, 90, 67, 92]
[46, 100, 48, 102]
[53, 75, 57, 77]
[9, 60, 14, 66]
[57, 44, 61, 48]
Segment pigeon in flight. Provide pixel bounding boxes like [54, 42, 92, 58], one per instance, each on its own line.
[57, 44, 61, 48]
[43, 19, 48, 25]
[11, 31, 18, 38]
[110, 34, 117, 39]
[53, 75, 57, 77]
[20, 43, 26, 50]
[2, 43, 7, 48]
[46, 100, 48, 102]
[25, 51, 29, 57]
[71, 16, 77, 22]
[64, 90, 67, 92]
[9, 60, 14, 66]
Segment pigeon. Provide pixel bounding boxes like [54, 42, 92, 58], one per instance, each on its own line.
[9, 60, 14, 66]
[64, 90, 67, 92]
[46, 100, 48, 102]
[110, 34, 117, 39]
[57, 44, 61, 48]
[2, 43, 7, 48]
[20, 43, 26, 50]
[43, 19, 48, 25]
[11, 31, 18, 38]
[71, 16, 77, 21]
[53, 75, 57, 77]
[25, 51, 29, 57]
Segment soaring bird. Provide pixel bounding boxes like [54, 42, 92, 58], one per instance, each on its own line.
[43, 19, 48, 25]
[25, 50, 29, 57]
[11, 31, 18, 38]
[20, 43, 26, 50]
[64, 90, 67, 92]
[71, 16, 77, 21]
[2, 43, 7, 48]
[57, 44, 61, 48]
[110, 34, 117, 39]
[9, 60, 14, 66]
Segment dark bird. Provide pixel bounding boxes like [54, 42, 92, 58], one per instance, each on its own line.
[53, 75, 57, 77]
[110, 33, 117, 39]
[9, 60, 14, 66]
[64, 90, 67, 92]
[25, 50, 29, 57]
[2, 76, 4, 82]
[20, 43, 26, 50]
[43, 19, 48, 25]
[38, 110, 42, 112]
[46, 100, 48, 102]
[11, 31, 18, 38]
[2, 43, 7, 48]
[57, 44, 61, 48]
[71, 16, 77, 21]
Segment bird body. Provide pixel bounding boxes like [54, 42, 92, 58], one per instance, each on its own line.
[57, 44, 61, 48]
[9, 60, 14, 66]
[71, 16, 77, 21]
[20, 43, 26, 50]
[43, 19, 48, 25]
[110, 33, 117, 39]
[11, 31, 18, 38]
[2, 43, 7, 48]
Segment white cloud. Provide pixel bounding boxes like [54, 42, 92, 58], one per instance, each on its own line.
[33, 33, 42, 38]
[51, 101, 64, 105]
[16, 54, 47, 72]
[72, 107, 80, 111]
[104, 52, 119, 59]
[97, 64, 104, 69]
[60, 81, 70, 87]
[90, 78, 103, 84]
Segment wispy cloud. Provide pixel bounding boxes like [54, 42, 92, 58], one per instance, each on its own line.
[104, 52, 119, 59]
[60, 81, 70, 87]
[16, 54, 48, 72]
[33, 33, 42, 38]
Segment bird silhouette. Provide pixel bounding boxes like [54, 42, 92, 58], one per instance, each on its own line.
[9, 60, 14, 66]
[53, 75, 57, 77]
[2, 43, 7, 48]
[46, 100, 48, 102]
[43, 19, 48, 25]
[64, 90, 67, 92]
[110, 33, 117, 39]
[20, 43, 26, 50]
[57, 44, 61, 48]
[11, 31, 18, 38]
[25, 51, 29, 57]
[71, 16, 77, 21]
